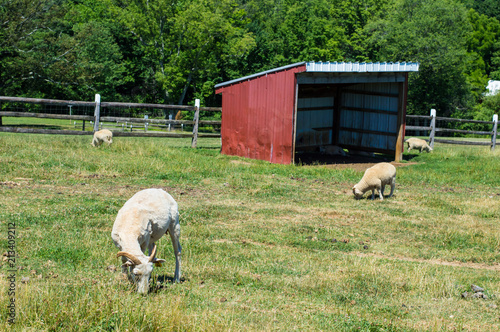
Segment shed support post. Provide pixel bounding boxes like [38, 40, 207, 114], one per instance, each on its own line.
[491, 114, 498, 151]
[429, 109, 436, 149]
[395, 80, 407, 162]
[93, 94, 101, 132]
[191, 99, 200, 148]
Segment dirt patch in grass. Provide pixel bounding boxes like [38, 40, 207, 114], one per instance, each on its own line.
[230, 160, 253, 166]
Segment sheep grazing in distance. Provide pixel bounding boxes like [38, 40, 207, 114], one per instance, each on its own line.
[111, 188, 181, 294]
[352, 162, 396, 200]
[319, 145, 347, 156]
[91, 129, 113, 147]
[405, 137, 432, 153]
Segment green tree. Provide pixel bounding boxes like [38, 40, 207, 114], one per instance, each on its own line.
[329, 0, 390, 61]
[466, 9, 500, 99]
[109, 0, 255, 107]
[0, 0, 130, 100]
[470, 0, 500, 22]
[363, 0, 473, 116]
[240, 0, 389, 74]
[0, 0, 67, 97]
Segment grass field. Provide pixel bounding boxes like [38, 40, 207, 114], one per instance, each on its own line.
[0, 133, 499, 331]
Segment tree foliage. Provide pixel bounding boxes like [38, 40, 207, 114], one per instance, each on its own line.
[362, 0, 473, 116]
[1, 0, 500, 118]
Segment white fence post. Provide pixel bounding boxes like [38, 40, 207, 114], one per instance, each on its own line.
[93, 94, 101, 132]
[429, 109, 436, 148]
[191, 99, 200, 148]
[492, 114, 498, 151]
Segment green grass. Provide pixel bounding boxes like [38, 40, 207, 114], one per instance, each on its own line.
[0, 133, 499, 331]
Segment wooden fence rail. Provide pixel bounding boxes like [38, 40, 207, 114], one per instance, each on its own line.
[0, 95, 222, 146]
[405, 109, 498, 150]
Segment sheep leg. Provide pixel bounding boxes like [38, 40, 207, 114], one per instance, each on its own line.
[370, 190, 376, 200]
[379, 185, 385, 200]
[388, 179, 395, 198]
[168, 221, 182, 283]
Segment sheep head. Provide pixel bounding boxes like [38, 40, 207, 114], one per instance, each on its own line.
[352, 186, 364, 199]
[116, 245, 165, 294]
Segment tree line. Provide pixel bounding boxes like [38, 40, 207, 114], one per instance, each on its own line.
[1, 0, 499, 120]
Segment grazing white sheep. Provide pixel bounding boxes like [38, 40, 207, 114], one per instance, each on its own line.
[405, 137, 432, 153]
[91, 129, 113, 147]
[111, 188, 181, 294]
[319, 145, 347, 156]
[352, 162, 396, 200]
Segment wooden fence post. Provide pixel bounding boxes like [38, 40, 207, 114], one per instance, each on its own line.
[191, 99, 200, 148]
[429, 109, 436, 148]
[93, 94, 101, 132]
[492, 114, 498, 151]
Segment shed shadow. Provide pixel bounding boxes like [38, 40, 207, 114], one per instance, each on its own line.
[295, 151, 391, 166]
[295, 151, 417, 171]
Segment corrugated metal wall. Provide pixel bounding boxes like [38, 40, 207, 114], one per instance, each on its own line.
[338, 83, 400, 152]
[296, 96, 334, 149]
[216, 64, 306, 164]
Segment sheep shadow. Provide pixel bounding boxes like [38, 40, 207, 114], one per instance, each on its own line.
[402, 154, 419, 162]
[149, 274, 188, 293]
[355, 194, 395, 201]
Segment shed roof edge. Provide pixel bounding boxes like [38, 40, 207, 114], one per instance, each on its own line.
[214, 62, 306, 89]
[306, 61, 420, 72]
[215, 61, 419, 90]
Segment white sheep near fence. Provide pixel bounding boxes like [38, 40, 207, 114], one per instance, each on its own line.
[405, 137, 432, 153]
[111, 188, 182, 294]
[91, 129, 113, 147]
[352, 162, 396, 200]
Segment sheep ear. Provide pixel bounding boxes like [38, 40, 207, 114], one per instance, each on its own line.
[153, 258, 166, 267]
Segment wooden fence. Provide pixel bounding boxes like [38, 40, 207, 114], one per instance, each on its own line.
[0, 95, 222, 148]
[405, 109, 498, 151]
[2, 96, 498, 151]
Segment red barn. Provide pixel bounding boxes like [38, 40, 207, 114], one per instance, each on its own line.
[215, 62, 419, 164]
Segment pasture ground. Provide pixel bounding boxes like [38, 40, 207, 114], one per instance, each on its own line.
[0, 133, 499, 331]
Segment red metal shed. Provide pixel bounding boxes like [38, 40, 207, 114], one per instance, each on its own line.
[215, 62, 419, 164]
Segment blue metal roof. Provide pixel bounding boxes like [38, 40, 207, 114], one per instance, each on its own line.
[215, 61, 419, 89]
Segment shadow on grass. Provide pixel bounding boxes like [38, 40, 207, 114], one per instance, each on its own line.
[402, 153, 420, 162]
[150, 274, 188, 293]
